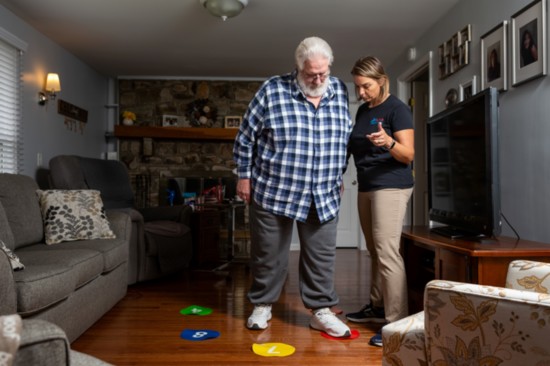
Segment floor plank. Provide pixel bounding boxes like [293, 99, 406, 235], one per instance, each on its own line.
[72, 249, 383, 365]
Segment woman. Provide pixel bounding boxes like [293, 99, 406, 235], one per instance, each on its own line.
[520, 29, 538, 67]
[487, 48, 501, 82]
[345, 56, 414, 347]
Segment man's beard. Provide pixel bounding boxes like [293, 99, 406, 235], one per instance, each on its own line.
[297, 74, 329, 98]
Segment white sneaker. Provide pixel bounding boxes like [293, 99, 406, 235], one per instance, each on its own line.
[310, 307, 351, 337]
[247, 304, 272, 330]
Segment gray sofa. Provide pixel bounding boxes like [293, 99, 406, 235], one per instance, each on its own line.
[0, 173, 131, 342]
[49, 155, 193, 284]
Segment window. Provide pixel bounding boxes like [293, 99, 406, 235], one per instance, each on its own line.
[0, 29, 25, 173]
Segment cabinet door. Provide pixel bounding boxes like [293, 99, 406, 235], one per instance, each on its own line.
[438, 249, 473, 282]
[403, 240, 435, 313]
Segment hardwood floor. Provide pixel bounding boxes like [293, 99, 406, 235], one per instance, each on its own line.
[72, 249, 383, 365]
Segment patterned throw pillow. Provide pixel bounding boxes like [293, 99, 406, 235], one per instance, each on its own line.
[36, 190, 116, 245]
[0, 314, 22, 366]
[0, 240, 24, 271]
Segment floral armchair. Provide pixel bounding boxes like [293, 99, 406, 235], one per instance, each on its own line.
[382, 260, 550, 366]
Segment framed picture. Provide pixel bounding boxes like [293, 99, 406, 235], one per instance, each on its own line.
[459, 75, 477, 101]
[224, 116, 242, 129]
[511, 0, 547, 86]
[480, 21, 507, 91]
[162, 114, 179, 127]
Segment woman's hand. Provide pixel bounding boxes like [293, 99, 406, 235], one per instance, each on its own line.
[366, 122, 392, 148]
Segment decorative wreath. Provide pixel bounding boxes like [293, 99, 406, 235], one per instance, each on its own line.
[186, 99, 218, 127]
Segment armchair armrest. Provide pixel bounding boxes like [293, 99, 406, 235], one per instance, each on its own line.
[0, 251, 16, 315]
[424, 279, 550, 365]
[505, 259, 550, 292]
[15, 319, 70, 366]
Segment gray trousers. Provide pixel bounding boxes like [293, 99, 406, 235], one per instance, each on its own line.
[248, 200, 339, 310]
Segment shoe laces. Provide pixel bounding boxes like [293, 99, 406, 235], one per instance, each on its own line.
[252, 304, 271, 316]
[314, 307, 336, 319]
[360, 303, 372, 312]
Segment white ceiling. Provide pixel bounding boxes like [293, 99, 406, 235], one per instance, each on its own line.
[0, 0, 459, 79]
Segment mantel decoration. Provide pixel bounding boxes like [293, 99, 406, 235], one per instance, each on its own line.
[186, 99, 218, 127]
[122, 110, 136, 126]
[186, 81, 217, 127]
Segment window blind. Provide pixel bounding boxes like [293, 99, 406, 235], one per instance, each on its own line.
[0, 37, 23, 173]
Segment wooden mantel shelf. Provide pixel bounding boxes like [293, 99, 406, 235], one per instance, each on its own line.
[113, 125, 238, 141]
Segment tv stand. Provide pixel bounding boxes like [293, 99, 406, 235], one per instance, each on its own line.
[402, 225, 550, 314]
[430, 225, 495, 243]
[430, 225, 479, 239]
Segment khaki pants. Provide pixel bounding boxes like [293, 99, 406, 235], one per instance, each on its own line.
[358, 187, 413, 323]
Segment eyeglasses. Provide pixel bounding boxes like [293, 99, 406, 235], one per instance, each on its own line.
[301, 70, 330, 82]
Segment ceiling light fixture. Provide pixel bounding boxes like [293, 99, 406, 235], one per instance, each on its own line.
[200, 0, 248, 21]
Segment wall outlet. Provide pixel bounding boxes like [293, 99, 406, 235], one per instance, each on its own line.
[36, 152, 43, 167]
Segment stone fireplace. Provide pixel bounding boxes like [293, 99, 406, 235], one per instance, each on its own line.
[116, 78, 262, 207]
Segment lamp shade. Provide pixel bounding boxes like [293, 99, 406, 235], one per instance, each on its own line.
[200, 0, 248, 20]
[45, 73, 61, 92]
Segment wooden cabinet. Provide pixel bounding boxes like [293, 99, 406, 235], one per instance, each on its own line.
[402, 226, 550, 314]
[191, 210, 221, 266]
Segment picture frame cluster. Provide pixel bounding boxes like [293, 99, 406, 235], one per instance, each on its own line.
[438, 25, 472, 79]
[480, 0, 547, 91]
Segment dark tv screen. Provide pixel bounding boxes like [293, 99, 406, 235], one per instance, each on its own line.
[427, 87, 501, 239]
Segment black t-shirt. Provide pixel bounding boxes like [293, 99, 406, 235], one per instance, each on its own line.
[347, 94, 414, 192]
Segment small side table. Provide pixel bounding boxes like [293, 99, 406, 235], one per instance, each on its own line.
[195, 201, 248, 265]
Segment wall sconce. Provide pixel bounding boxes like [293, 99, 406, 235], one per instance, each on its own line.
[38, 73, 61, 106]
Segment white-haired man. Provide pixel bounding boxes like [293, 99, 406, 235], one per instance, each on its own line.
[233, 36, 353, 337]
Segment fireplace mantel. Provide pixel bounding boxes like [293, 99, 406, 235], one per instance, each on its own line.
[113, 125, 238, 141]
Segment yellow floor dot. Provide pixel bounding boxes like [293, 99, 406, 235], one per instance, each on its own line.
[252, 342, 296, 357]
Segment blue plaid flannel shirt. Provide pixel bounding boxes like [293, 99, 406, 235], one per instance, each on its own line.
[233, 71, 352, 223]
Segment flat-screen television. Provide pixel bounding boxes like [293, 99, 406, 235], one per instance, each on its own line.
[427, 87, 501, 239]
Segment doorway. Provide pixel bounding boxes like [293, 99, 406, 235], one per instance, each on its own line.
[397, 52, 433, 227]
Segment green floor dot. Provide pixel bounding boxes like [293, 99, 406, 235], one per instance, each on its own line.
[179, 305, 212, 316]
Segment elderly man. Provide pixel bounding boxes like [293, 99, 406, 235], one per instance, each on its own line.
[233, 36, 352, 337]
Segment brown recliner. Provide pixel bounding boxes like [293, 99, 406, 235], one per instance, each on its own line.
[49, 155, 193, 284]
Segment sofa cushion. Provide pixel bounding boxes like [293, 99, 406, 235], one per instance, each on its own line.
[13, 245, 106, 315]
[47, 238, 127, 273]
[12, 262, 76, 315]
[36, 190, 115, 245]
[0, 174, 44, 249]
[16, 246, 104, 289]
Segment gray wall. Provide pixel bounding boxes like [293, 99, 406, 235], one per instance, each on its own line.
[0, 5, 110, 183]
[388, 0, 550, 243]
[2, 1, 549, 244]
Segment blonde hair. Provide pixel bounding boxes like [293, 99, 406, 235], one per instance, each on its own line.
[295, 37, 334, 71]
[350, 56, 389, 100]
